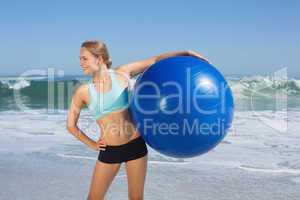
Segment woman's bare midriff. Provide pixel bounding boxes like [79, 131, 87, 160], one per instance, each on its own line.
[96, 108, 141, 146]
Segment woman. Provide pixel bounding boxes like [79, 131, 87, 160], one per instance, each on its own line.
[66, 40, 208, 200]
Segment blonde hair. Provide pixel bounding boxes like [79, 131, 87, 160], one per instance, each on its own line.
[81, 40, 112, 68]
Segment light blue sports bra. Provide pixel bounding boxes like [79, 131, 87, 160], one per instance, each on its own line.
[87, 69, 129, 120]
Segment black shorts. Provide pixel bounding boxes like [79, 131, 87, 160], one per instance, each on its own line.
[98, 136, 148, 164]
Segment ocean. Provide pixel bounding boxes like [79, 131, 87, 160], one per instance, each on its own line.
[0, 74, 300, 199]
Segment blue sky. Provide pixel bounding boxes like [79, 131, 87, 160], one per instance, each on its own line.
[0, 0, 299, 77]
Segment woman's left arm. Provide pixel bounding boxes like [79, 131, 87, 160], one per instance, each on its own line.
[115, 50, 208, 77]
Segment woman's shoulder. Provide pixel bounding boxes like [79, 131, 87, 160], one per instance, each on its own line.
[72, 83, 89, 106]
[112, 67, 130, 77]
[75, 82, 90, 93]
[111, 68, 130, 88]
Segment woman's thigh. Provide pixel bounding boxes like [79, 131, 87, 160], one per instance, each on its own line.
[125, 155, 148, 199]
[87, 160, 121, 200]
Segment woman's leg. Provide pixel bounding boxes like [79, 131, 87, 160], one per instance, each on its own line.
[125, 154, 148, 200]
[87, 160, 121, 200]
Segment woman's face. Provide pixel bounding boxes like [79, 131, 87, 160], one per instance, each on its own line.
[79, 47, 102, 75]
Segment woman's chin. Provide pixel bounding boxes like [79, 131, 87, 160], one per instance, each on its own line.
[82, 70, 90, 75]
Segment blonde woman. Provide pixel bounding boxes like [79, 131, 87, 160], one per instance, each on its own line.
[66, 40, 207, 200]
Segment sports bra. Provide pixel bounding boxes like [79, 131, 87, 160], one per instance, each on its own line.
[87, 69, 130, 120]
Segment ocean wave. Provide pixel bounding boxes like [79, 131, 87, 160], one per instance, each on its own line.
[0, 79, 31, 90]
[1, 74, 299, 95]
[0, 75, 299, 110]
[229, 75, 300, 98]
[0, 78, 82, 97]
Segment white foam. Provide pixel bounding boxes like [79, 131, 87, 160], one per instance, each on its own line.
[239, 165, 300, 174]
[148, 160, 190, 165]
[57, 153, 190, 165]
[0, 76, 47, 81]
[228, 75, 300, 98]
[0, 79, 31, 90]
[1, 109, 300, 173]
[57, 153, 95, 160]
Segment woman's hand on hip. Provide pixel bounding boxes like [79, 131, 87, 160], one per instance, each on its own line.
[90, 137, 107, 151]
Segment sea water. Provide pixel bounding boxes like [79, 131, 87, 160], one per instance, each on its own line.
[1, 74, 299, 199]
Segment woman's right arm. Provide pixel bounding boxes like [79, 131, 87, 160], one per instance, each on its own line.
[115, 50, 209, 78]
[66, 85, 106, 151]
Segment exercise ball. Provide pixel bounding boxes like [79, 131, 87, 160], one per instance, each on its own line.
[129, 56, 234, 158]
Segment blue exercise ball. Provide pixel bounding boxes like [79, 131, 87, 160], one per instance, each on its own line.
[129, 56, 234, 158]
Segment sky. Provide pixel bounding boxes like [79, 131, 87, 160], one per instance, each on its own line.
[0, 0, 299, 77]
